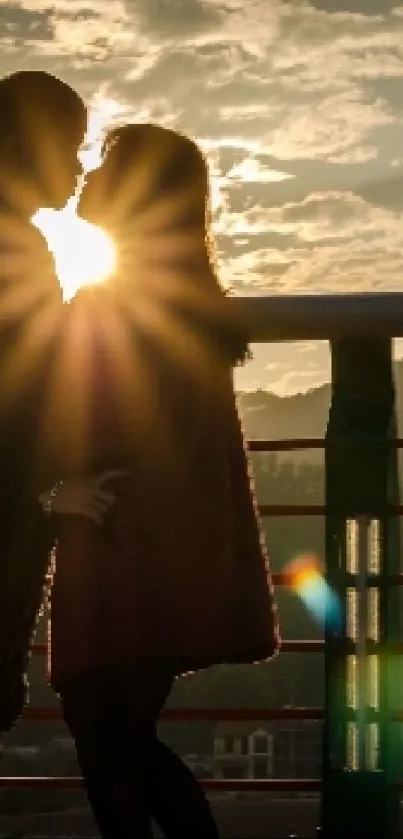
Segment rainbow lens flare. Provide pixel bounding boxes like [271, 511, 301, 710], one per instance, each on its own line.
[284, 553, 343, 632]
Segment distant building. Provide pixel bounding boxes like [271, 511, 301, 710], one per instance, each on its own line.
[213, 720, 321, 779]
[273, 720, 322, 779]
[213, 722, 274, 779]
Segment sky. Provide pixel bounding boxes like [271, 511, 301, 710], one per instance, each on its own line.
[1, 0, 403, 394]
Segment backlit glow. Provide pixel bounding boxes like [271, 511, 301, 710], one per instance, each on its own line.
[32, 203, 116, 303]
[31, 93, 123, 302]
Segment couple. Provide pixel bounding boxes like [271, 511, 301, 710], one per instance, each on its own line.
[0, 71, 280, 838]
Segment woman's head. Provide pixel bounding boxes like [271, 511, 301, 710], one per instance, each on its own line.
[80, 123, 209, 236]
[79, 123, 249, 366]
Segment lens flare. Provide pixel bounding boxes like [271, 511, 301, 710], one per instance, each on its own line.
[284, 553, 342, 632]
[30, 91, 123, 303]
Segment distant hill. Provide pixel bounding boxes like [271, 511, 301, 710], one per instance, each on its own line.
[238, 359, 403, 446]
[238, 384, 331, 440]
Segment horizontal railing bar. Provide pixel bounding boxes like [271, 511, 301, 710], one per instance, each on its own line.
[25, 628, 402, 663]
[23, 702, 403, 723]
[23, 706, 324, 722]
[31, 638, 323, 656]
[30, 638, 403, 655]
[0, 776, 321, 792]
[260, 504, 403, 516]
[247, 438, 403, 452]
[248, 438, 324, 452]
[260, 504, 324, 516]
[344, 573, 403, 586]
[235, 293, 403, 341]
[40, 574, 403, 594]
[278, 640, 322, 652]
[6, 776, 403, 791]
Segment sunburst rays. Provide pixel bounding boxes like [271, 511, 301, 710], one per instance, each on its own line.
[32, 206, 116, 303]
[0, 97, 228, 482]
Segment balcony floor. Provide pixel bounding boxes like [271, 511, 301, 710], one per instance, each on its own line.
[0, 794, 320, 838]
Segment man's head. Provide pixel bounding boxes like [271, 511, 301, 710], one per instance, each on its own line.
[0, 71, 86, 214]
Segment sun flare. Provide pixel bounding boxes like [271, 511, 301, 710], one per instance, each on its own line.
[30, 92, 123, 303]
[32, 204, 116, 303]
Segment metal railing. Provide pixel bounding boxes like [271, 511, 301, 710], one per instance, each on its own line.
[2, 441, 403, 795]
[1, 435, 326, 796]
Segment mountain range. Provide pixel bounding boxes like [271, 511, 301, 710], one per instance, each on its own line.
[238, 359, 403, 443]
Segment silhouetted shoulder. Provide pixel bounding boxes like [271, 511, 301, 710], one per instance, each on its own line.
[0, 213, 62, 444]
[0, 214, 60, 313]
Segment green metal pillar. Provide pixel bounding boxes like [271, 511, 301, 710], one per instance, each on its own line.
[322, 337, 401, 839]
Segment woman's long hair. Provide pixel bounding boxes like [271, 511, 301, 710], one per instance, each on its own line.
[79, 123, 250, 367]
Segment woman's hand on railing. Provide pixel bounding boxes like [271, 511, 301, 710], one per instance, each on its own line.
[38, 470, 130, 526]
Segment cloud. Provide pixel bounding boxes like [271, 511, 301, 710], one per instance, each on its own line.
[0, 2, 53, 48]
[1, 1, 130, 71]
[2, 0, 403, 395]
[259, 89, 394, 163]
[215, 188, 403, 296]
[310, 0, 397, 14]
[227, 157, 295, 183]
[125, 0, 223, 40]
[109, 3, 402, 167]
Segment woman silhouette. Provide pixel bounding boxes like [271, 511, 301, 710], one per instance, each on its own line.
[42, 124, 280, 838]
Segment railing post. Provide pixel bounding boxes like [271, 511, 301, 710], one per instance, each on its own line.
[323, 337, 400, 839]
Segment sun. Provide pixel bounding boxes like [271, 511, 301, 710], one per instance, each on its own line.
[32, 204, 117, 303]
[31, 92, 123, 303]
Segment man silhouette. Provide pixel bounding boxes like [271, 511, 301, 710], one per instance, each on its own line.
[0, 70, 86, 309]
[0, 71, 86, 731]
